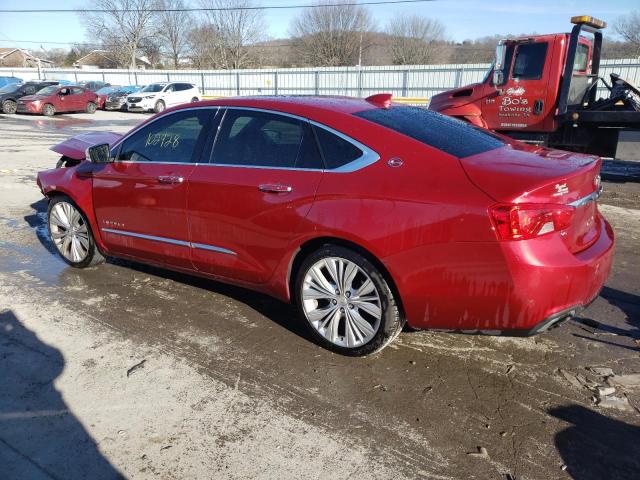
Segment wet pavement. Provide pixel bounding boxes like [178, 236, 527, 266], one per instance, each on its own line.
[1, 111, 639, 480]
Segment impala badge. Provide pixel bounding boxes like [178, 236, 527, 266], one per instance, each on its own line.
[553, 183, 569, 196]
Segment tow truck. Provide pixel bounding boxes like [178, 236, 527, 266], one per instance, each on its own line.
[429, 16, 640, 163]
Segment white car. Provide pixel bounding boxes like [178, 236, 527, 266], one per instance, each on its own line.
[126, 82, 200, 113]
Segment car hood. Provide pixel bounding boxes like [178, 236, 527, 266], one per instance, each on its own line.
[50, 131, 122, 161]
[429, 83, 483, 111]
[19, 94, 48, 102]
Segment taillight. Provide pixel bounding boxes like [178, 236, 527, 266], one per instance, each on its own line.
[489, 203, 575, 240]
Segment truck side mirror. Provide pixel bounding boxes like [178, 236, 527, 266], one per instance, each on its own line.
[86, 143, 112, 164]
[493, 42, 508, 86]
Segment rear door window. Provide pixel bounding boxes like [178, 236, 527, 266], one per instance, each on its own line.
[117, 109, 212, 163]
[573, 43, 589, 72]
[313, 126, 363, 170]
[512, 42, 548, 80]
[211, 109, 322, 169]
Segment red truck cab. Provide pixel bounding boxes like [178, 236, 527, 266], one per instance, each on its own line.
[429, 26, 595, 133]
[429, 16, 640, 160]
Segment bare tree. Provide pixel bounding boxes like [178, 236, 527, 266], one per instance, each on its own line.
[83, 0, 158, 69]
[615, 11, 640, 56]
[291, 0, 373, 66]
[187, 24, 225, 68]
[156, 0, 192, 68]
[198, 0, 266, 69]
[386, 14, 446, 65]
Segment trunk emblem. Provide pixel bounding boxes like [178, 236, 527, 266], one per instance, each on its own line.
[387, 157, 404, 168]
[553, 183, 569, 196]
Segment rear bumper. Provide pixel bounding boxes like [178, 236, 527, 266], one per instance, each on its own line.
[387, 214, 615, 331]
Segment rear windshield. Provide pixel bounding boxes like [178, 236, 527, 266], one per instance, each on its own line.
[353, 106, 504, 158]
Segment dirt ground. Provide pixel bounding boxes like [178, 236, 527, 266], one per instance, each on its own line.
[0, 111, 639, 480]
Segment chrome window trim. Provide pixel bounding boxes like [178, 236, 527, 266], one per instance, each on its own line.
[569, 186, 603, 208]
[108, 104, 380, 173]
[102, 228, 237, 255]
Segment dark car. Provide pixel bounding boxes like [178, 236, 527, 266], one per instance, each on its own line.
[37, 95, 613, 356]
[94, 86, 121, 109]
[104, 85, 143, 111]
[79, 80, 111, 92]
[0, 81, 59, 114]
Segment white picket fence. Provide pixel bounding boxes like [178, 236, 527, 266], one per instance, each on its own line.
[1, 58, 639, 99]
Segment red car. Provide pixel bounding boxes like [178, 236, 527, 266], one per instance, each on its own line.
[36, 95, 614, 356]
[17, 85, 98, 116]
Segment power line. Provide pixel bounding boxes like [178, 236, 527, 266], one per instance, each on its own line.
[0, 0, 436, 14]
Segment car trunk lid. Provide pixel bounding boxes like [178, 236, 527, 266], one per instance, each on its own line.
[461, 144, 602, 253]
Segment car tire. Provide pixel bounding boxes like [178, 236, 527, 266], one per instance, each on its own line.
[42, 103, 55, 116]
[2, 99, 17, 114]
[191, 97, 199, 103]
[86, 102, 97, 114]
[295, 245, 404, 356]
[47, 195, 105, 268]
[154, 100, 165, 113]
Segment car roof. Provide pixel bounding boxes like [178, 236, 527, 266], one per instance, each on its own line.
[195, 95, 380, 121]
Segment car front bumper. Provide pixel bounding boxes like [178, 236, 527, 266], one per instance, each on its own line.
[16, 102, 41, 113]
[127, 99, 154, 112]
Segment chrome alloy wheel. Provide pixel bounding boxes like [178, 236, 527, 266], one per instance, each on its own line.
[49, 202, 90, 263]
[301, 257, 382, 348]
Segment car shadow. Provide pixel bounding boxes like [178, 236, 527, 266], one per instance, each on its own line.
[0, 309, 124, 479]
[111, 257, 315, 344]
[549, 405, 640, 480]
[572, 286, 640, 349]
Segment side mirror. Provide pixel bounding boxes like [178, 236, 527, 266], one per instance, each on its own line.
[86, 143, 112, 164]
[493, 42, 508, 87]
[493, 70, 505, 87]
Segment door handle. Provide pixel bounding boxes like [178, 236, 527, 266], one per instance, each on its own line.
[258, 183, 292, 193]
[157, 175, 184, 184]
[534, 99, 544, 115]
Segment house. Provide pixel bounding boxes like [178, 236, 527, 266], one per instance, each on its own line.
[74, 50, 152, 70]
[0, 48, 55, 68]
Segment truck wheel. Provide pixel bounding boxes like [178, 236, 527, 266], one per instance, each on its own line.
[154, 100, 165, 113]
[42, 104, 55, 116]
[2, 99, 17, 114]
[86, 102, 97, 114]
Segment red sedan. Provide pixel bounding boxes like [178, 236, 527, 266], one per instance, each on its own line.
[17, 85, 98, 116]
[36, 95, 614, 355]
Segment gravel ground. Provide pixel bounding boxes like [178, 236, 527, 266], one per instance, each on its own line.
[0, 111, 639, 480]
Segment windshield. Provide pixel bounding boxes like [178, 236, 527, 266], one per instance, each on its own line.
[141, 83, 165, 93]
[36, 86, 58, 96]
[0, 83, 21, 94]
[96, 86, 117, 95]
[120, 85, 140, 94]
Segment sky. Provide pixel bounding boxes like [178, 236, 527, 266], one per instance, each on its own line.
[0, 0, 635, 52]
